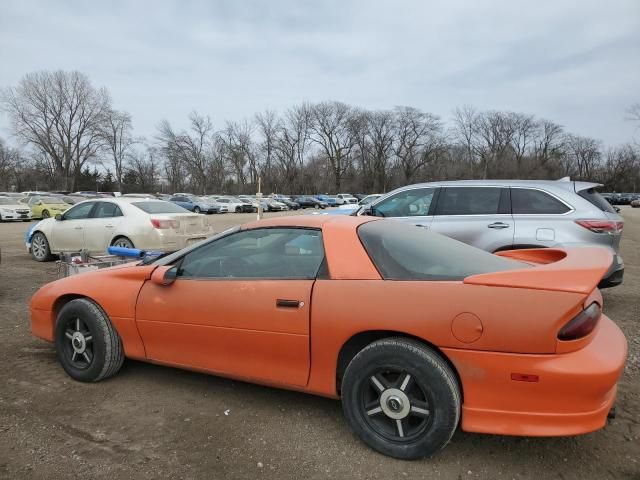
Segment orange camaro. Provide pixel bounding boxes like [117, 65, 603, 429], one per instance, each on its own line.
[30, 215, 627, 459]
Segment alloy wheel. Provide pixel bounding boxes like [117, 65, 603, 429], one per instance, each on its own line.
[61, 317, 94, 370]
[360, 368, 431, 441]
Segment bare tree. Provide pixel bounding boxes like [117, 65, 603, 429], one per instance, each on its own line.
[255, 109, 278, 189]
[510, 113, 537, 175]
[1, 70, 111, 190]
[0, 138, 21, 190]
[309, 101, 355, 191]
[100, 109, 137, 191]
[156, 111, 214, 194]
[563, 134, 602, 179]
[394, 106, 444, 183]
[129, 147, 159, 193]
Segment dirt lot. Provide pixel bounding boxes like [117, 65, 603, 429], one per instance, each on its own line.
[0, 209, 638, 480]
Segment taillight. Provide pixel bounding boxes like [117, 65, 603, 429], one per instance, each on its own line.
[575, 219, 623, 234]
[150, 219, 180, 229]
[558, 302, 601, 341]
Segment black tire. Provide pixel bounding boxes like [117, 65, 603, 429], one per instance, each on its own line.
[194, 206, 201, 214]
[42, 210, 50, 219]
[341, 338, 460, 459]
[235, 206, 242, 213]
[111, 236, 134, 249]
[314, 204, 320, 209]
[54, 298, 124, 382]
[30, 231, 54, 262]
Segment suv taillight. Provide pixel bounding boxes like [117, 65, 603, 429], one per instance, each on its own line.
[150, 218, 180, 229]
[575, 219, 623, 234]
[558, 303, 601, 341]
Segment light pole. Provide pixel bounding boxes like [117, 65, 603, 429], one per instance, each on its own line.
[256, 176, 263, 221]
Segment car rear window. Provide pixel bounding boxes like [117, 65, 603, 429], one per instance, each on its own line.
[578, 188, 616, 214]
[132, 201, 189, 214]
[358, 220, 529, 281]
[511, 188, 570, 214]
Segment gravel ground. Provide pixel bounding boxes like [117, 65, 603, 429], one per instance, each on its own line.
[0, 208, 638, 480]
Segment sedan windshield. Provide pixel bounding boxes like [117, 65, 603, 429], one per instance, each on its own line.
[39, 197, 67, 204]
[132, 201, 189, 214]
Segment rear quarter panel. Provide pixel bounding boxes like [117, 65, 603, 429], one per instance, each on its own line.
[306, 279, 585, 397]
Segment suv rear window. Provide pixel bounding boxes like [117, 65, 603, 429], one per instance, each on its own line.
[578, 188, 616, 214]
[511, 188, 570, 214]
[132, 201, 189, 214]
[358, 220, 528, 281]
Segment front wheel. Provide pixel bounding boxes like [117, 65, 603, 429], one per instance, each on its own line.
[54, 298, 124, 382]
[31, 232, 54, 262]
[42, 210, 50, 219]
[341, 338, 460, 459]
[194, 206, 201, 214]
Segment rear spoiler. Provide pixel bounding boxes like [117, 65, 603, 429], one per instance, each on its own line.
[464, 247, 612, 294]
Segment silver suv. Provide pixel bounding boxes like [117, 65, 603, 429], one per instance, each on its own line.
[360, 179, 624, 288]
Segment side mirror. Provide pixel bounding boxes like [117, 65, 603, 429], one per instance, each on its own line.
[150, 265, 178, 286]
[360, 205, 372, 216]
[55, 214, 63, 221]
[36, 201, 43, 205]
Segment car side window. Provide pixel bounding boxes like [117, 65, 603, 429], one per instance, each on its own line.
[92, 202, 123, 218]
[511, 188, 570, 214]
[372, 188, 436, 217]
[63, 202, 95, 220]
[436, 187, 505, 215]
[177, 228, 325, 279]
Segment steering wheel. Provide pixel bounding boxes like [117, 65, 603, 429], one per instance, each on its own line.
[219, 257, 251, 277]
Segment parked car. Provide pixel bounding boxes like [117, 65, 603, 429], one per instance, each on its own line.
[202, 196, 229, 213]
[169, 195, 220, 214]
[359, 179, 625, 288]
[29, 216, 626, 459]
[237, 195, 267, 212]
[336, 193, 359, 205]
[631, 198, 640, 208]
[216, 196, 254, 213]
[338, 194, 382, 210]
[315, 195, 338, 206]
[263, 198, 289, 212]
[293, 196, 328, 209]
[24, 196, 71, 219]
[0, 196, 32, 221]
[26, 198, 209, 261]
[272, 195, 300, 210]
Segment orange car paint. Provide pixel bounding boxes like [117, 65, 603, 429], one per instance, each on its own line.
[29, 215, 627, 437]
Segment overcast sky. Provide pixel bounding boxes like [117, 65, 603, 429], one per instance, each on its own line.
[1, 0, 638, 146]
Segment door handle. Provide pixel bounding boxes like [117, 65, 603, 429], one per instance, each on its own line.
[105, 224, 114, 228]
[415, 224, 429, 229]
[74, 226, 83, 230]
[488, 222, 510, 229]
[276, 299, 303, 308]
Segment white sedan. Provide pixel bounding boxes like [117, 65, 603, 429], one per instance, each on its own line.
[0, 196, 32, 221]
[27, 198, 210, 262]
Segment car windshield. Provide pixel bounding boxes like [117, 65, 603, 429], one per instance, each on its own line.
[194, 197, 209, 203]
[40, 196, 67, 204]
[226, 197, 242, 202]
[360, 195, 380, 205]
[358, 220, 529, 281]
[132, 201, 189, 214]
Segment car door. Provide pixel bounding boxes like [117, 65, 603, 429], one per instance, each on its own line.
[368, 186, 438, 229]
[430, 186, 513, 252]
[50, 201, 97, 252]
[82, 202, 126, 254]
[135, 227, 326, 387]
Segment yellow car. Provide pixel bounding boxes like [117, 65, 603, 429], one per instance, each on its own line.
[23, 196, 71, 219]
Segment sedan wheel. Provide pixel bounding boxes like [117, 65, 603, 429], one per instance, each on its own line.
[55, 298, 124, 382]
[342, 338, 460, 459]
[314, 204, 320, 209]
[112, 237, 134, 249]
[42, 210, 50, 218]
[31, 232, 53, 262]
[194, 206, 201, 214]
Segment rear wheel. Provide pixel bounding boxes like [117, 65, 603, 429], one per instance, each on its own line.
[42, 210, 50, 218]
[111, 237, 134, 249]
[54, 298, 124, 382]
[31, 232, 54, 262]
[341, 338, 460, 459]
[194, 206, 201, 214]
[235, 206, 242, 213]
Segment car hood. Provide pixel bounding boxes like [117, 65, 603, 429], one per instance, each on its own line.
[0, 203, 28, 210]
